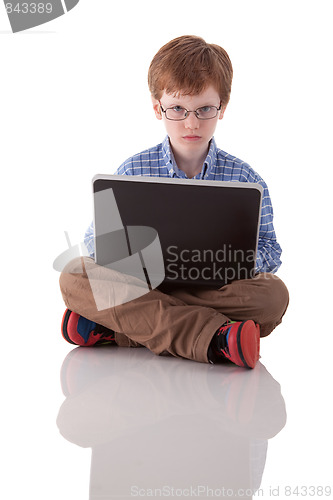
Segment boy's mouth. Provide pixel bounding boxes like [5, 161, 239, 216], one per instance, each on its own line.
[183, 135, 201, 141]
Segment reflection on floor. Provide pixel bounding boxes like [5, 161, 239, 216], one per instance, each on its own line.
[57, 347, 286, 500]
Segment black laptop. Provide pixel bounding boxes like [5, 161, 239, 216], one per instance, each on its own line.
[92, 175, 262, 289]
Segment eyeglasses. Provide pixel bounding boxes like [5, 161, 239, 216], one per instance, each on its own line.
[159, 101, 222, 121]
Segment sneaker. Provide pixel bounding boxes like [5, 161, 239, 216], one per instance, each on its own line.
[210, 320, 260, 369]
[61, 309, 116, 347]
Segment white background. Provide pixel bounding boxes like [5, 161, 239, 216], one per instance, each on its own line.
[1, 1, 332, 499]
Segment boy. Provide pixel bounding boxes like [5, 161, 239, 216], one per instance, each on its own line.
[59, 35, 289, 369]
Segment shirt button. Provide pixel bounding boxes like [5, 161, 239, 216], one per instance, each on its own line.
[170, 169, 174, 174]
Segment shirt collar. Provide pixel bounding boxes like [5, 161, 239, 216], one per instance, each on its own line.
[162, 135, 217, 179]
[204, 137, 217, 178]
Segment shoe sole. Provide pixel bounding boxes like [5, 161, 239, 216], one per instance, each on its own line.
[236, 321, 260, 369]
[61, 309, 77, 345]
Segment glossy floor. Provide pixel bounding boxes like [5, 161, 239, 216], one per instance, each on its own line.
[2, 294, 332, 500]
[57, 346, 285, 500]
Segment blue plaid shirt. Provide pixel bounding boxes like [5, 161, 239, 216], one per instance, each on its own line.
[85, 136, 282, 273]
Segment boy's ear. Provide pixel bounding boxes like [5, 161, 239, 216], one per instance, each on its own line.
[219, 105, 227, 120]
[151, 96, 163, 120]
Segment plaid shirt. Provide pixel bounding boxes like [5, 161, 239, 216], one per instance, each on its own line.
[85, 136, 282, 273]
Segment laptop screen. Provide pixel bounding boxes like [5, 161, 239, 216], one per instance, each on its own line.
[93, 175, 262, 288]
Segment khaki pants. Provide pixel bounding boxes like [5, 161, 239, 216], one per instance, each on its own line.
[59, 257, 289, 364]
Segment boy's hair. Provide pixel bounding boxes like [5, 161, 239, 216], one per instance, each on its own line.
[148, 35, 233, 107]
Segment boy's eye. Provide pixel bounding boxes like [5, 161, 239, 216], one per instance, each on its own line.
[171, 106, 185, 113]
[198, 106, 212, 113]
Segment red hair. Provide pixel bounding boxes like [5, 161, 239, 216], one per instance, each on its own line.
[148, 35, 233, 106]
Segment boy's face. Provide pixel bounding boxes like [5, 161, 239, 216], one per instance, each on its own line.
[152, 85, 225, 157]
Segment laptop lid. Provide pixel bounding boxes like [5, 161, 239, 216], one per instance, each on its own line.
[92, 175, 262, 288]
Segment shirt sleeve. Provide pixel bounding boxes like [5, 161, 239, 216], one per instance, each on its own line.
[84, 220, 95, 259]
[255, 180, 282, 274]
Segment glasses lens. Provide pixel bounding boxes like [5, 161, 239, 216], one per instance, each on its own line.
[163, 105, 219, 120]
[165, 106, 187, 120]
[196, 106, 218, 119]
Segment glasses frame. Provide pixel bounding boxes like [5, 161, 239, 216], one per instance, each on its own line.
[159, 101, 222, 121]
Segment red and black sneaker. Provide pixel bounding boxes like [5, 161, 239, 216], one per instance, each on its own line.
[61, 309, 116, 347]
[209, 320, 260, 369]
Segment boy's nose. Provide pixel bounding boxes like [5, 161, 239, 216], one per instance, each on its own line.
[184, 112, 200, 129]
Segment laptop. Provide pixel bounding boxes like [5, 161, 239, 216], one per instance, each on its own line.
[92, 174, 262, 289]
